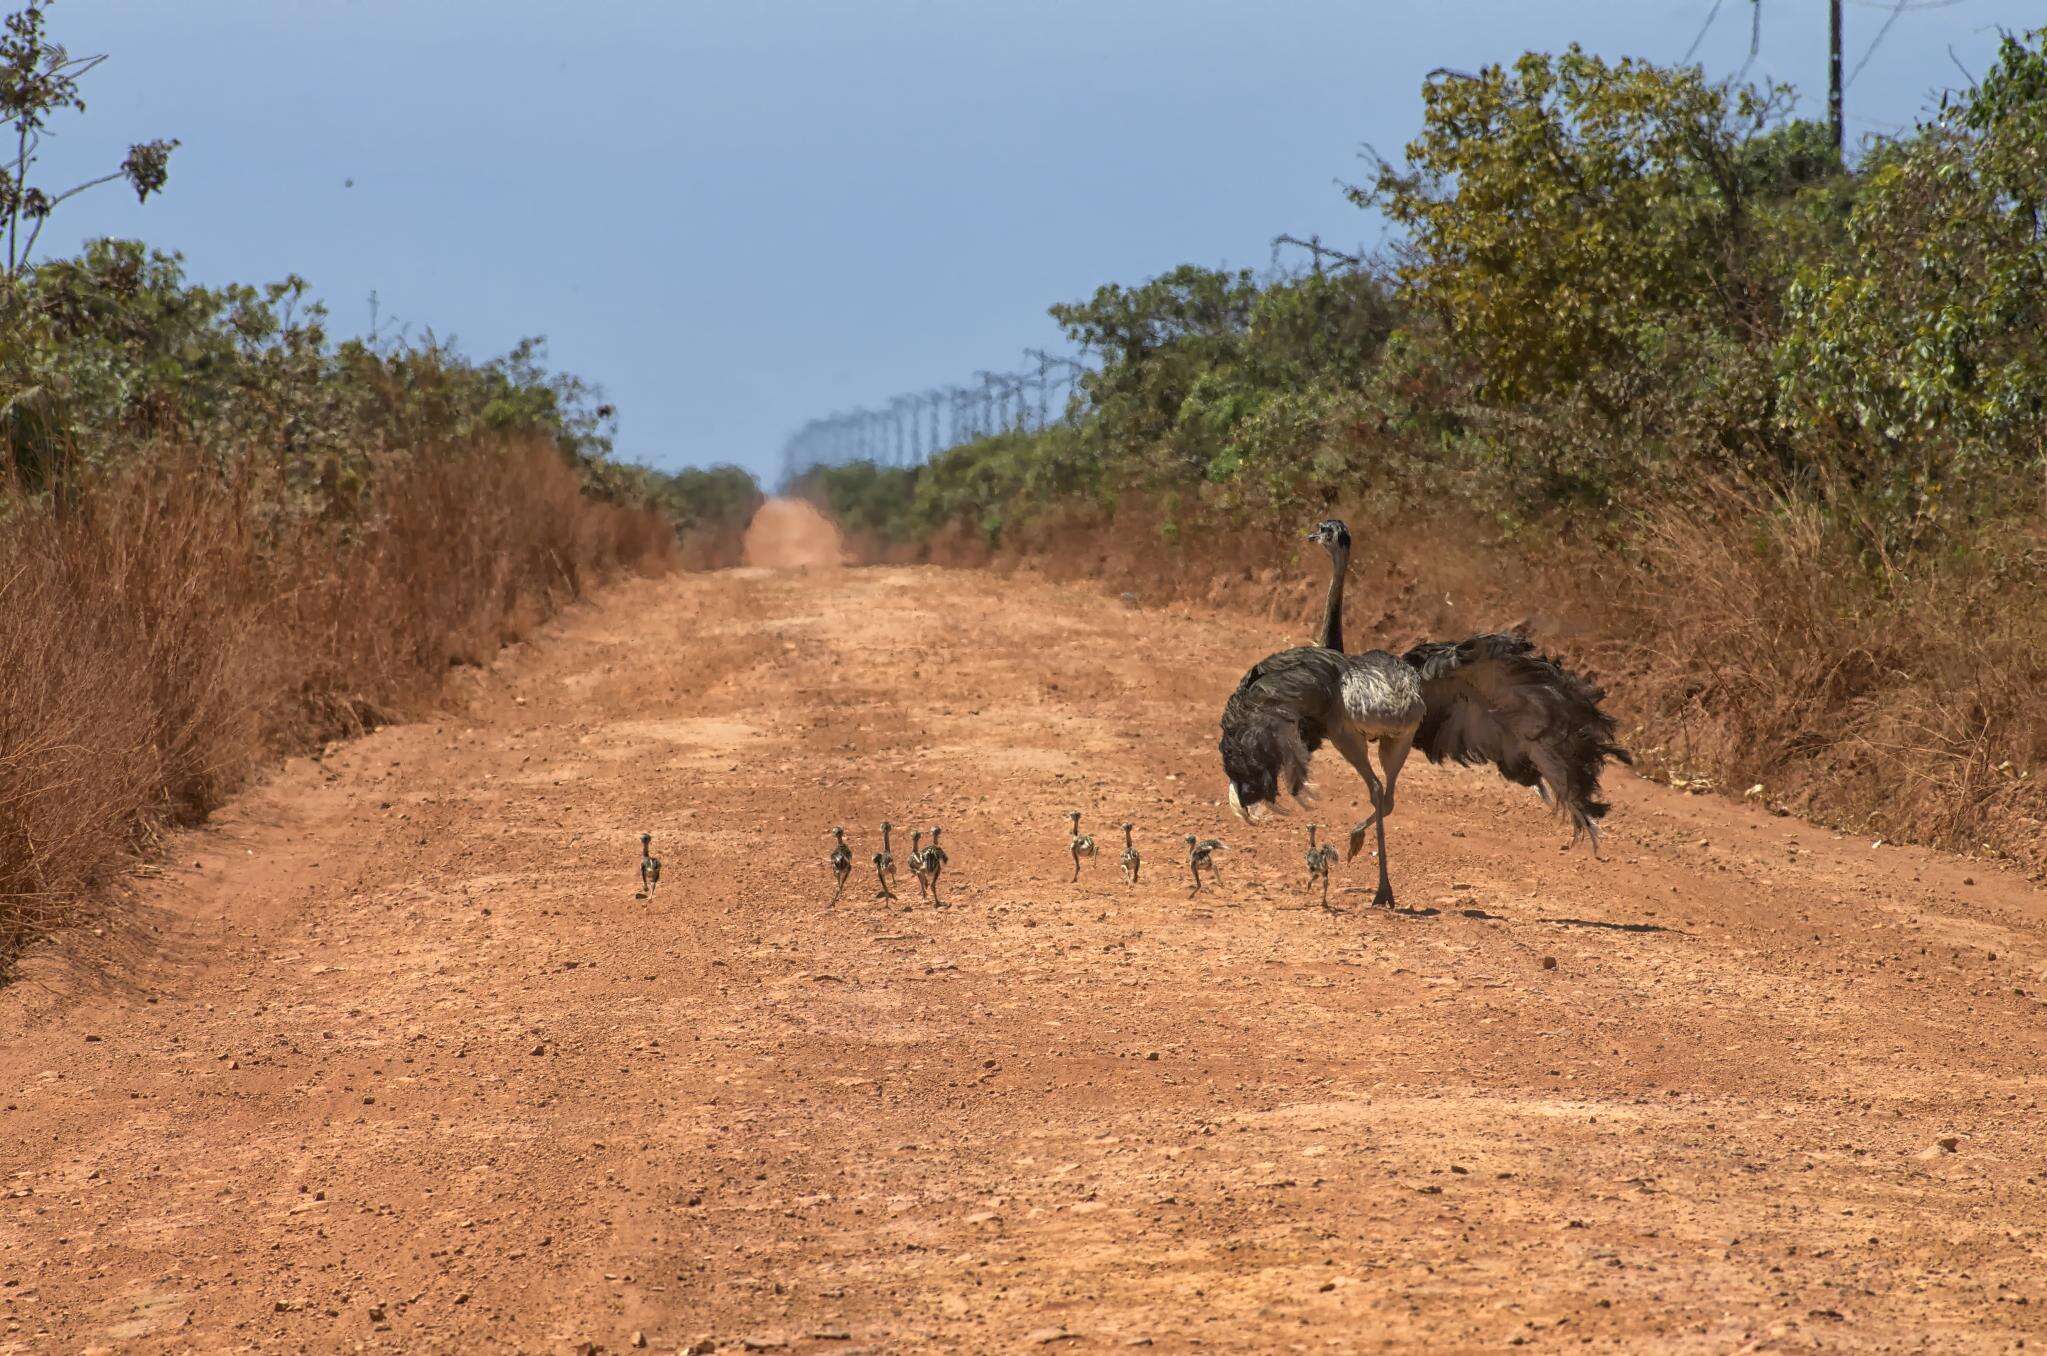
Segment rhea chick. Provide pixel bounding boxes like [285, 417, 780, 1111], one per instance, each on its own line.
[1185, 835, 1224, 895]
[1067, 811, 1097, 882]
[918, 826, 949, 907]
[828, 826, 853, 904]
[639, 832, 662, 899]
[873, 820, 898, 901]
[1119, 822, 1140, 886]
[1304, 823, 1340, 910]
[908, 829, 931, 900]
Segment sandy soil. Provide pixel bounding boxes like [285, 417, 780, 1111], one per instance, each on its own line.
[6, 550, 2047, 1354]
[744, 500, 844, 570]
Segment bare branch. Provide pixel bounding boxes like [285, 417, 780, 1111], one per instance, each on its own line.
[40, 166, 122, 209]
[1947, 43, 1978, 87]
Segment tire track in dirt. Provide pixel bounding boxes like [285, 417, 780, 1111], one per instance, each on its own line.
[5, 564, 2047, 1352]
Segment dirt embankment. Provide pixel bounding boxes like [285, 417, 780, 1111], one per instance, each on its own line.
[5, 559, 2047, 1351]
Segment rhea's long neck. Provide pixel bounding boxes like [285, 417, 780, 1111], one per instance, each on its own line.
[1317, 544, 1349, 652]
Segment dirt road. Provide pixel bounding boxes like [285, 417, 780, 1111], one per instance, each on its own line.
[6, 553, 2047, 1353]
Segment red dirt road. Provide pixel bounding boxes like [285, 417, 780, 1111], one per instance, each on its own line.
[6, 560, 2047, 1353]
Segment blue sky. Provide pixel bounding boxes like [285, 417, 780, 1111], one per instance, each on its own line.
[34, 1, 2041, 482]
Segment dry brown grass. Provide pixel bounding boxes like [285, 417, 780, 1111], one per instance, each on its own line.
[1609, 483, 2047, 873]
[0, 438, 675, 973]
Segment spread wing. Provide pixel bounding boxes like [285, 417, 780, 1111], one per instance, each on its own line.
[1217, 646, 1349, 818]
[1403, 633, 1631, 846]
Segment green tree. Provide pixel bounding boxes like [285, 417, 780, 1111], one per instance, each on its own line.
[1, 1, 176, 281]
[1359, 49, 1805, 409]
[1779, 27, 2047, 508]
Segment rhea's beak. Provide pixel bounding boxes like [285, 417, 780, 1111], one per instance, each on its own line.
[1227, 782, 1251, 824]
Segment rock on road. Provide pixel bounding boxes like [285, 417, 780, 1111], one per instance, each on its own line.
[5, 561, 2047, 1352]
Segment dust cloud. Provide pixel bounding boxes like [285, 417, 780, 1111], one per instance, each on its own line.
[742, 498, 845, 569]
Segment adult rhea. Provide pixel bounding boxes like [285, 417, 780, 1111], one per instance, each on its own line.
[1218, 518, 1628, 910]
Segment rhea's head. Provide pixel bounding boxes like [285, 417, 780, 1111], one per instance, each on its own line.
[640, 832, 652, 849]
[1305, 518, 1351, 560]
[832, 826, 845, 840]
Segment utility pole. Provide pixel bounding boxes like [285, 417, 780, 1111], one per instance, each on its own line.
[976, 372, 1002, 438]
[1828, 0, 1843, 157]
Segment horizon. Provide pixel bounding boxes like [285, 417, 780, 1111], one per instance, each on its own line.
[33, 1, 2040, 484]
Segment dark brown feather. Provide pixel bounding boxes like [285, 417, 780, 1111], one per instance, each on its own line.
[1401, 633, 1631, 839]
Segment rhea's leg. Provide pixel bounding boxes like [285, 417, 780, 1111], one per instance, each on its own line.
[1371, 807, 1394, 909]
[1330, 730, 1385, 862]
[1346, 774, 1386, 863]
[1377, 732, 1414, 819]
[1371, 732, 1416, 909]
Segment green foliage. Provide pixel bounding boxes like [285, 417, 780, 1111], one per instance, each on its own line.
[1359, 49, 1814, 412]
[641, 463, 763, 541]
[791, 458, 919, 544]
[1, 238, 645, 519]
[1779, 27, 2047, 521]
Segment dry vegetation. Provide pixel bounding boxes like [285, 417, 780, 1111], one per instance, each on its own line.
[0, 441, 675, 971]
[1611, 484, 2047, 869]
